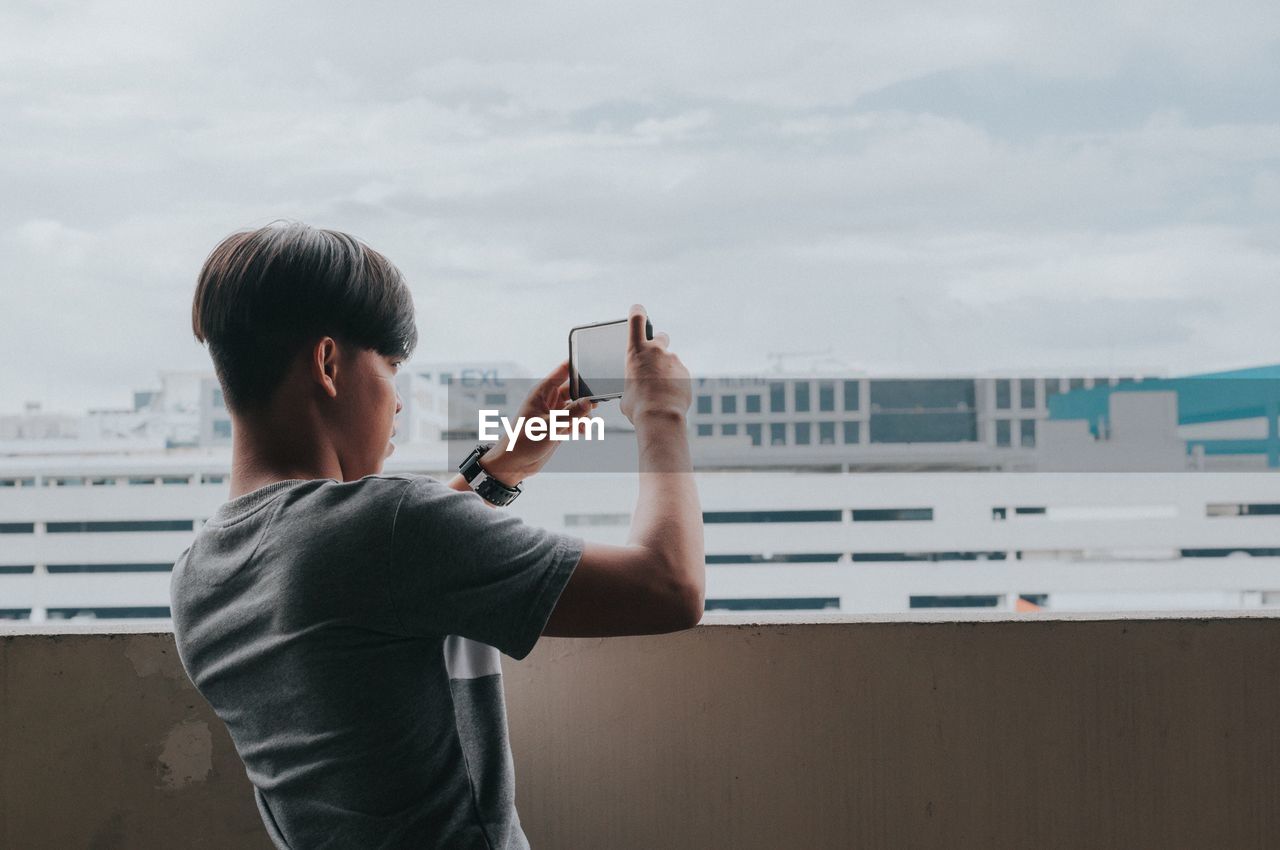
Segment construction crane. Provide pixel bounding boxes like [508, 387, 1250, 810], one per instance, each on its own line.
[765, 348, 852, 374]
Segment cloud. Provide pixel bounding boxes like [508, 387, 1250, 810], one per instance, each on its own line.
[1, 0, 1278, 411]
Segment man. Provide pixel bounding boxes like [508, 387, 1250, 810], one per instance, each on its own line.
[170, 221, 704, 849]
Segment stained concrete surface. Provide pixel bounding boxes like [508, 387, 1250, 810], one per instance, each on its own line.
[0, 630, 273, 850]
[3, 617, 1279, 849]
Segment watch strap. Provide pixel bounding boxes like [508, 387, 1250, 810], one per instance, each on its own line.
[459, 444, 521, 506]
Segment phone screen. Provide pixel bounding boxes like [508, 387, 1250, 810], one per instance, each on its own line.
[569, 319, 630, 401]
[570, 316, 656, 401]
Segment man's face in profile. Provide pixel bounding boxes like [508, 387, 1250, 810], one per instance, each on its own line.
[329, 345, 403, 477]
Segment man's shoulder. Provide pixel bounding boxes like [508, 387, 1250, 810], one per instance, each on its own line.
[193, 474, 445, 543]
[297, 472, 443, 508]
[288, 473, 460, 533]
[358, 472, 442, 489]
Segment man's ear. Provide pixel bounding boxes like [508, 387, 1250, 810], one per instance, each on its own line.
[310, 337, 340, 399]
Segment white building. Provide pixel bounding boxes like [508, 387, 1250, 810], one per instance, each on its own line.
[2, 363, 1278, 624]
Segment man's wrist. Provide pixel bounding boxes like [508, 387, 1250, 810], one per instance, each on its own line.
[631, 407, 689, 428]
[479, 445, 529, 488]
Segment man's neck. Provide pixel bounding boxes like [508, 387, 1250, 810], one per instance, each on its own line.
[227, 411, 345, 498]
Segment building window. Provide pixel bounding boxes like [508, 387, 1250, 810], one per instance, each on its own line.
[1182, 547, 1280, 558]
[722, 423, 739, 436]
[46, 520, 194, 534]
[870, 413, 976, 443]
[565, 513, 631, 526]
[697, 423, 713, 436]
[484, 393, 506, 406]
[721, 395, 737, 414]
[769, 382, 786, 413]
[852, 551, 1007, 563]
[867, 381, 978, 444]
[704, 510, 843, 523]
[48, 477, 85, 487]
[439, 372, 453, 385]
[0, 478, 36, 488]
[996, 419, 1011, 447]
[213, 420, 232, 439]
[770, 423, 787, 445]
[46, 607, 172, 620]
[794, 382, 810, 412]
[1068, 377, 1086, 391]
[0, 523, 35, 534]
[746, 423, 763, 445]
[1045, 380, 1061, 400]
[871, 380, 975, 411]
[708, 553, 843, 564]
[705, 597, 840, 611]
[1020, 419, 1036, 448]
[852, 508, 933, 522]
[843, 380, 860, 411]
[795, 422, 811, 445]
[745, 394, 762, 414]
[818, 382, 835, 412]
[819, 422, 836, 444]
[696, 395, 712, 415]
[909, 595, 1002, 609]
[1207, 503, 1280, 517]
[995, 379, 1011, 410]
[46, 563, 173, 574]
[843, 421, 860, 444]
[1019, 379, 1036, 409]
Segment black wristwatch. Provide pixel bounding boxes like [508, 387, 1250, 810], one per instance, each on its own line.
[458, 443, 522, 506]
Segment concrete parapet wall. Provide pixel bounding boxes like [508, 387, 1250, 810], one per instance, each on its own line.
[2, 616, 1278, 849]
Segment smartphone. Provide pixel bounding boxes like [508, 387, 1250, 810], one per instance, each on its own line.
[568, 317, 654, 401]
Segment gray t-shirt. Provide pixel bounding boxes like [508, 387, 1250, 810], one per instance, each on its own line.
[170, 473, 584, 850]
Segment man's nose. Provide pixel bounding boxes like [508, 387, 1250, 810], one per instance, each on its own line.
[395, 392, 404, 415]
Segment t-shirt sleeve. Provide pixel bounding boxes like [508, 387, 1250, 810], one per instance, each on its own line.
[385, 475, 585, 660]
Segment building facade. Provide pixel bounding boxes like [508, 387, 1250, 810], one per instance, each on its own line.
[2, 363, 1278, 624]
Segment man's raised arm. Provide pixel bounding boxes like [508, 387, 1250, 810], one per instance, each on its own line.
[543, 304, 705, 637]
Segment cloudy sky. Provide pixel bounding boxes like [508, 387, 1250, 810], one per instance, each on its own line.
[3, 0, 1279, 413]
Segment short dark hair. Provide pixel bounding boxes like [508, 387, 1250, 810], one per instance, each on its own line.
[192, 222, 418, 412]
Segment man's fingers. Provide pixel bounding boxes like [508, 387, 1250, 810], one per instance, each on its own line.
[554, 381, 572, 406]
[628, 304, 649, 351]
[541, 359, 571, 388]
[569, 397, 598, 433]
[652, 331, 670, 349]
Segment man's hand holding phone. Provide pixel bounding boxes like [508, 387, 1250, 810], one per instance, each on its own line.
[619, 304, 691, 425]
[474, 360, 598, 488]
[471, 303, 690, 494]
[542, 303, 706, 639]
